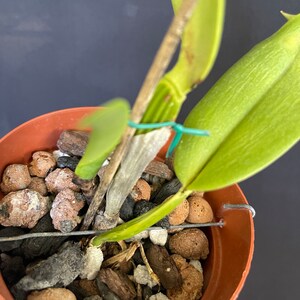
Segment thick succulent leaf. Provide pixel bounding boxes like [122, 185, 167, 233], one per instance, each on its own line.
[92, 189, 191, 245]
[75, 99, 130, 180]
[168, 0, 225, 93]
[174, 14, 300, 191]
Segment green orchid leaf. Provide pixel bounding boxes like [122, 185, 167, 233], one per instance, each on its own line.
[92, 189, 191, 246]
[140, 0, 225, 126]
[174, 13, 300, 191]
[168, 0, 225, 93]
[75, 98, 130, 180]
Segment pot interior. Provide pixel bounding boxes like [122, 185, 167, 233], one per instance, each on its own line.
[0, 107, 254, 300]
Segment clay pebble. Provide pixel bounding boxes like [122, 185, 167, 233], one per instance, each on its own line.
[167, 254, 203, 300]
[28, 177, 48, 196]
[0, 164, 31, 194]
[27, 288, 76, 300]
[144, 160, 174, 180]
[50, 188, 85, 233]
[29, 151, 56, 178]
[45, 168, 80, 194]
[57, 130, 89, 157]
[186, 195, 213, 223]
[130, 178, 151, 202]
[168, 228, 209, 260]
[0, 189, 50, 228]
[168, 198, 189, 226]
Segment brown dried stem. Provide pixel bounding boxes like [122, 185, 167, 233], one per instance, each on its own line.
[81, 0, 198, 230]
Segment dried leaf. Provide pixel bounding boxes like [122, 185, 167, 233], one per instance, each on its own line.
[105, 127, 171, 217]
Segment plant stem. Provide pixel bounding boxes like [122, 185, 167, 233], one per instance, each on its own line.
[81, 0, 198, 230]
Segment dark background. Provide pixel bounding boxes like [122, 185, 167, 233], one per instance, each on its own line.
[0, 1, 299, 299]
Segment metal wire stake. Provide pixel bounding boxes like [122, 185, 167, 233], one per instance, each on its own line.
[223, 204, 256, 218]
[0, 204, 255, 243]
[0, 221, 224, 243]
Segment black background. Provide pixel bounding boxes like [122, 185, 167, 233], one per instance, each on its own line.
[0, 1, 299, 299]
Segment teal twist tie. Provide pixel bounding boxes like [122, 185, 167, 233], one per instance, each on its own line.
[128, 121, 209, 158]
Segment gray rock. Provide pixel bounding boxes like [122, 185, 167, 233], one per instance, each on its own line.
[0, 227, 25, 252]
[133, 201, 169, 228]
[133, 200, 155, 218]
[119, 196, 135, 222]
[57, 156, 80, 171]
[21, 214, 67, 260]
[14, 242, 84, 292]
[142, 285, 154, 300]
[0, 253, 25, 287]
[152, 178, 182, 204]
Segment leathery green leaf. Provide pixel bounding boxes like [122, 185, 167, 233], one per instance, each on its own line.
[140, 0, 225, 125]
[174, 13, 300, 191]
[92, 189, 191, 245]
[168, 0, 225, 94]
[75, 98, 130, 180]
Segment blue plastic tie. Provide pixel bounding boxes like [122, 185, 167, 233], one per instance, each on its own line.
[128, 121, 209, 158]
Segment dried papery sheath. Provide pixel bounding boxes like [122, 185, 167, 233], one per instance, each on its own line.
[105, 127, 171, 218]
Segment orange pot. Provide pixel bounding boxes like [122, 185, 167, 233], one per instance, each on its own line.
[0, 107, 254, 300]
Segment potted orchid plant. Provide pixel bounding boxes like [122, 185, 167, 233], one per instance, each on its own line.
[0, 0, 299, 299]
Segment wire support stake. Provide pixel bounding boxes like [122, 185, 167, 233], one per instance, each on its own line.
[223, 203, 256, 218]
[0, 221, 224, 243]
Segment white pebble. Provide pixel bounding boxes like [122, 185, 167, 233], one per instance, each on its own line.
[149, 292, 170, 300]
[149, 229, 168, 246]
[189, 259, 203, 273]
[125, 230, 149, 242]
[80, 246, 103, 280]
[52, 150, 69, 160]
[133, 265, 158, 288]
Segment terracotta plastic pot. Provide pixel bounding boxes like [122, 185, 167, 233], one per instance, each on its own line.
[0, 107, 254, 300]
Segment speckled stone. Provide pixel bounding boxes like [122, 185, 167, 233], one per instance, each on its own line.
[29, 151, 56, 178]
[45, 168, 80, 194]
[0, 164, 31, 194]
[50, 188, 85, 233]
[0, 189, 50, 228]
